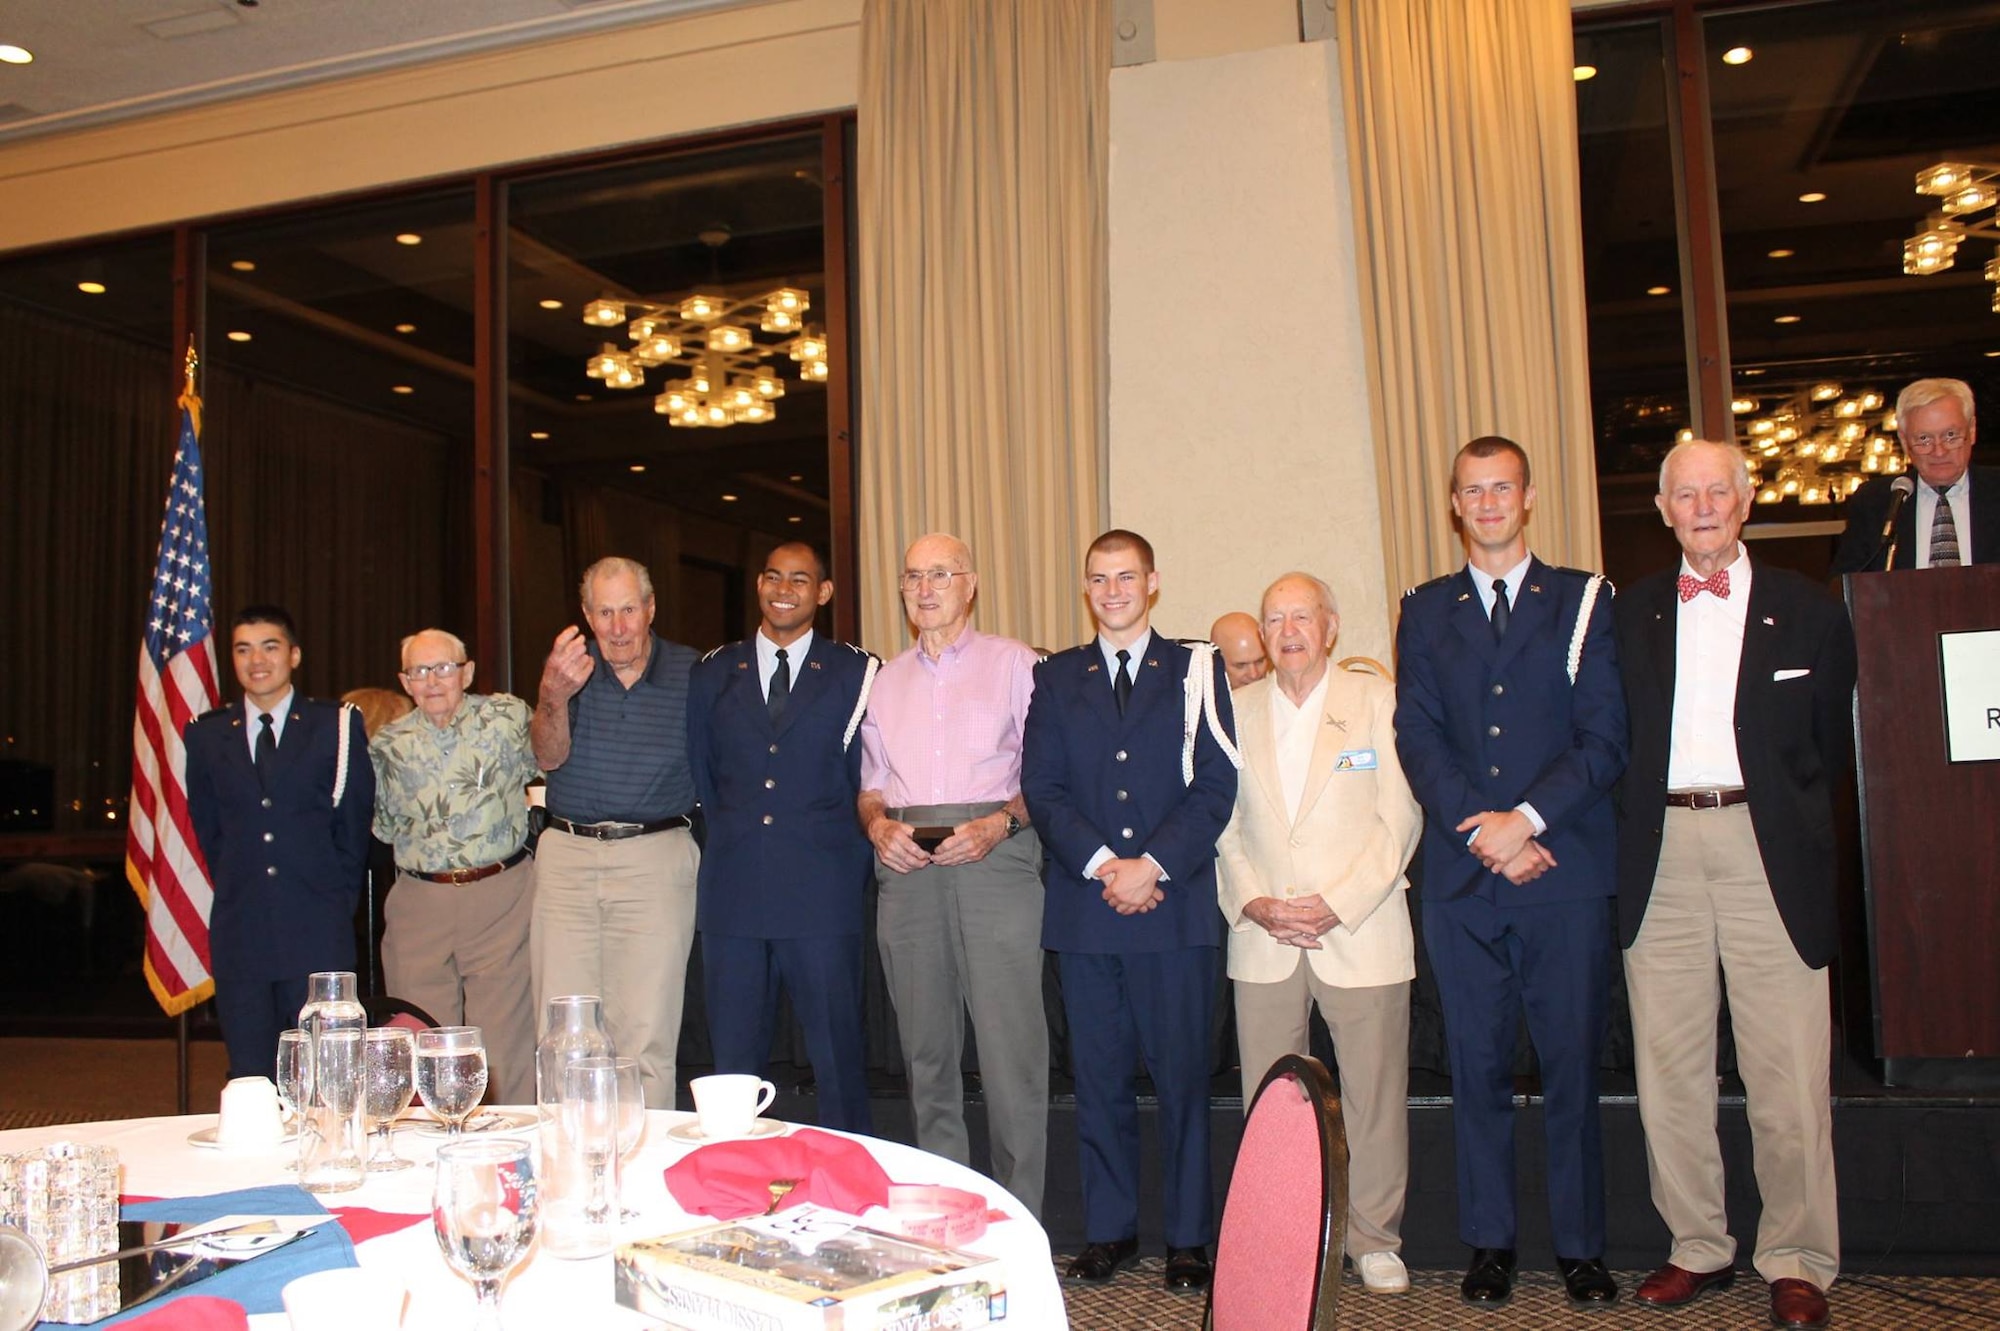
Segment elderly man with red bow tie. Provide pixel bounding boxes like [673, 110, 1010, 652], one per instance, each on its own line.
[1613, 438, 1858, 1331]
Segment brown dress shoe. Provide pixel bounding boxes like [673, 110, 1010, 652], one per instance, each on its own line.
[1769, 1278, 1829, 1329]
[1634, 1262, 1735, 1307]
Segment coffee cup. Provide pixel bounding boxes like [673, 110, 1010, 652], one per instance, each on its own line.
[689, 1074, 776, 1138]
[217, 1076, 288, 1149]
[283, 1268, 405, 1331]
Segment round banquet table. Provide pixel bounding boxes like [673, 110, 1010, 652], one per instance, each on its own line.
[0, 1111, 1068, 1330]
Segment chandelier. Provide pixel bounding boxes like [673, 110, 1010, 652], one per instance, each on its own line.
[1902, 162, 2000, 310]
[1714, 381, 1906, 506]
[581, 285, 829, 428]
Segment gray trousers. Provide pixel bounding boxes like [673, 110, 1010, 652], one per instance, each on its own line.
[874, 827, 1049, 1217]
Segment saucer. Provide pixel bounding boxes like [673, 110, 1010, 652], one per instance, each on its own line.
[667, 1117, 788, 1144]
[401, 1108, 535, 1139]
[187, 1125, 297, 1150]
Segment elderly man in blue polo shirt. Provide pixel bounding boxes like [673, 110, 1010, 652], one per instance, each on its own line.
[531, 555, 701, 1109]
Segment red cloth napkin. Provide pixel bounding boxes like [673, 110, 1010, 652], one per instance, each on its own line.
[664, 1128, 893, 1219]
[330, 1205, 427, 1245]
[111, 1295, 249, 1331]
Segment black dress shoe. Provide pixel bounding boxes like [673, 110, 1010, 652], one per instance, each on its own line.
[1064, 1237, 1139, 1284]
[1164, 1246, 1212, 1292]
[1460, 1247, 1517, 1306]
[1558, 1256, 1620, 1307]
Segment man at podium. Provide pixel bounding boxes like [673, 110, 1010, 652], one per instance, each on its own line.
[1832, 377, 1998, 572]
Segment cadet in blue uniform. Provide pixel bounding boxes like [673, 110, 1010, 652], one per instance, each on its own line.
[687, 543, 877, 1133]
[1023, 530, 1239, 1294]
[184, 605, 374, 1080]
[1393, 438, 1628, 1310]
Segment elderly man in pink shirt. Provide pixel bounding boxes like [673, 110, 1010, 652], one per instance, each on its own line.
[858, 532, 1048, 1216]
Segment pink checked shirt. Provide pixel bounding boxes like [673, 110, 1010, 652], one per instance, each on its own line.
[859, 627, 1040, 806]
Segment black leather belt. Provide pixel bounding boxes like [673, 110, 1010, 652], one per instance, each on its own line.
[1665, 788, 1749, 809]
[546, 814, 692, 841]
[400, 847, 530, 884]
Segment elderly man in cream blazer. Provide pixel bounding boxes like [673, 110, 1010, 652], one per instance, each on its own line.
[1216, 571, 1422, 1295]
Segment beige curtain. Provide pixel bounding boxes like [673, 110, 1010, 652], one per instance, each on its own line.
[857, 0, 1109, 655]
[1336, 0, 1603, 594]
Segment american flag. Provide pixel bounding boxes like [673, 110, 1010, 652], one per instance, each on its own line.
[125, 388, 222, 1016]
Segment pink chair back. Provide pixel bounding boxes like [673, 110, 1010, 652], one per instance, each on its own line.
[1206, 1055, 1346, 1331]
[382, 1010, 430, 1034]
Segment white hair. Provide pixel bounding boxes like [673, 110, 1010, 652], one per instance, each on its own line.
[399, 628, 468, 668]
[1261, 571, 1340, 617]
[1896, 377, 1975, 427]
[580, 556, 654, 607]
[1658, 438, 1751, 500]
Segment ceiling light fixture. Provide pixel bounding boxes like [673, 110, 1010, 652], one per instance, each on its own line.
[539, 299, 562, 310]
[77, 281, 106, 294]
[720, 493, 739, 502]
[1902, 161, 2000, 310]
[391, 385, 414, 395]
[581, 281, 823, 429]
[230, 259, 256, 272]
[394, 323, 416, 334]
[787, 516, 803, 524]
[0, 45, 32, 65]
[1798, 191, 1827, 203]
[530, 430, 551, 440]
[1572, 64, 1597, 82]
[1721, 46, 1753, 65]
[1773, 314, 1802, 324]
[1646, 285, 1671, 296]
[226, 331, 252, 342]
[395, 233, 423, 246]
[1768, 248, 1795, 258]
[629, 464, 647, 473]
[1734, 381, 1899, 506]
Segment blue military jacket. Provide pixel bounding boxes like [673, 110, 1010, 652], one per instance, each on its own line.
[183, 696, 374, 982]
[686, 635, 874, 940]
[1393, 558, 1628, 905]
[1023, 635, 1237, 953]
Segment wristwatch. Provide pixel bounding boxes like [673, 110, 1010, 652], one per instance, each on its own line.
[1002, 810, 1023, 838]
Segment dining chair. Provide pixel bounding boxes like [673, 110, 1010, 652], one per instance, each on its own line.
[1205, 1054, 1348, 1331]
[1336, 654, 1393, 681]
[362, 995, 439, 1033]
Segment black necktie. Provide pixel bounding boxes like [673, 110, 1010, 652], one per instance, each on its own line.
[255, 711, 276, 787]
[768, 647, 791, 722]
[1114, 649, 1132, 716]
[1490, 579, 1510, 642]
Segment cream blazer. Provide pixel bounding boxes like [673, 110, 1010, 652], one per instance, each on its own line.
[1215, 668, 1421, 988]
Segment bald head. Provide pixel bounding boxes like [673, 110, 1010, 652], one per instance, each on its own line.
[1210, 612, 1269, 690]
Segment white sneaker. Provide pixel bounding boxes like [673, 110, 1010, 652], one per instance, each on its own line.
[1355, 1249, 1410, 1294]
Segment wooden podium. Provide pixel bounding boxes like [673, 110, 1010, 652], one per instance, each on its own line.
[1844, 566, 2000, 1087]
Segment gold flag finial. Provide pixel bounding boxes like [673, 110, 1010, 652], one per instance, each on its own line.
[182, 339, 199, 398]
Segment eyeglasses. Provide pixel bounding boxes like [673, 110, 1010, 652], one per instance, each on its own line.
[1905, 428, 1966, 454]
[401, 661, 465, 681]
[899, 568, 969, 592]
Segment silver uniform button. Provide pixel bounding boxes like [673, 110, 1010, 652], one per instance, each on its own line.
[262, 831, 274, 843]
[265, 865, 278, 877]
[1488, 725, 1501, 737]
[764, 778, 776, 789]
[1491, 684, 1504, 696]
[1115, 790, 1128, 801]
[1488, 765, 1500, 777]
[260, 797, 273, 809]
[768, 744, 779, 755]
[1114, 750, 1128, 762]
[1120, 827, 1134, 839]
[761, 814, 775, 825]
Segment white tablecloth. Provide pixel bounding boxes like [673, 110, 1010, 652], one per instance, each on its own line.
[0, 1111, 1068, 1330]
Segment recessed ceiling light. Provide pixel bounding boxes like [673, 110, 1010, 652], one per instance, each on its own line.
[226, 330, 252, 342]
[77, 281, 106, 295]
[1798, 191, 1826, 203]
[1721, 46, 1753, 65]
[394, 323, 416, 334]
[787, 515, 803, 524]
[391, 384, 415, 395]
[1768, 248, 1795, 258]
[788, 474, 804, 482]
[575, 393, 593, 402]
[1572, 64, 1597, 82]
[395, 233, 423, 246]
[720, 493, 739, 502]
[1774, 314, 1802, 324]
[1985, 350, 2000, 358]
[230, 259, 256, 272]
[1646, 285, 1671, 296]
[530, 430, 551, 440]
[0, 45, 32, 65]
[629, 464, 647, 473]
[538, 298, 563, 310]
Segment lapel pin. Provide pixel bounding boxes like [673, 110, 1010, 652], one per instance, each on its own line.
[808, 660, 822, 670]
[1763, 616, 1776, 626]
[1086, 663, 1100, 673]
[736, 661, 749, 669]
[1146, 658, 1159, 668]
[1327, 717, 1348, 731]
[1456, 592, 1471, 602]
[1529, 583, 1542, 594]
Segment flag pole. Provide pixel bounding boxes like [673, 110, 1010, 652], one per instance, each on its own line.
[177, 338, 196, 1118]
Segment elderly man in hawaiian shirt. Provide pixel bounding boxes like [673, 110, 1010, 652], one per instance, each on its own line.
[370, 628, 541, 1101]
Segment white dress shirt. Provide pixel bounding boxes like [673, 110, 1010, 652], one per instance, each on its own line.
[242, 688, 295, 763]
[755, 626, 814, 701]
[1270, 668, 1331, 822]
[1667, 543, 1750, 789]
[1915, 472, 1974, 568]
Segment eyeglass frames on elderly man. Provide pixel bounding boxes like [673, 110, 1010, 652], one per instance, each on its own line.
[1904, 428, 1967, 454]
[400, 661, 466, 681]
[899, 568, 971, 592]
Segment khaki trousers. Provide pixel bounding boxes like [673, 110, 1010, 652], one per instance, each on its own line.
[530, 827, 699, 1110]
[1234, 968, 1410, 1256]
[1624, 805, 1838, 1289]
[383, 857, 538, 1104]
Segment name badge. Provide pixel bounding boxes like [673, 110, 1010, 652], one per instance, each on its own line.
[1333, 748, 1378, 771]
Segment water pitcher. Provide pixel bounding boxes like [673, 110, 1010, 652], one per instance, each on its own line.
[296, 970, 367, 1194]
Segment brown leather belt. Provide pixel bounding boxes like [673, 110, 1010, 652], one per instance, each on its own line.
[1665, 788, 1749, 810]
[546, 813, 692, 841]
[400, 847, 530, 884]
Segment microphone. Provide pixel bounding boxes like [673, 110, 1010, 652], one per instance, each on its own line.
[1879, 475, 1915, 570]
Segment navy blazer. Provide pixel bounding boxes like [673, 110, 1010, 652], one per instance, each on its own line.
[1394, 559, 1628, 904]
[1613, 560, 1856, 967]
[1831, 465, 2000, 573]
[183, 697, 374, 983]
[686, 636, 874, 940]
[1023, 636, 1237, 953]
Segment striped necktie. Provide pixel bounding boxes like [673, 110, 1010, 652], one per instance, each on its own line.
[1929, 483, 1962, 567]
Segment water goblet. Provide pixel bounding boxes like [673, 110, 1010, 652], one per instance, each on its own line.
[562, 1059, 622, 1242]
[363, 1028, 417, 1171]
[416, 1027, 489, 1138]
[432, 1136, 536, 1331]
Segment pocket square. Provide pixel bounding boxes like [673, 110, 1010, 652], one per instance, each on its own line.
[1772, 668, 1811, 681]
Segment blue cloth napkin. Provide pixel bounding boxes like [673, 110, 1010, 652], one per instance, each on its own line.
[66, 1184, 358, 1327]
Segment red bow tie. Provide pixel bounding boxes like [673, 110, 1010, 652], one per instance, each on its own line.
[1677, 568, 1730, 602]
